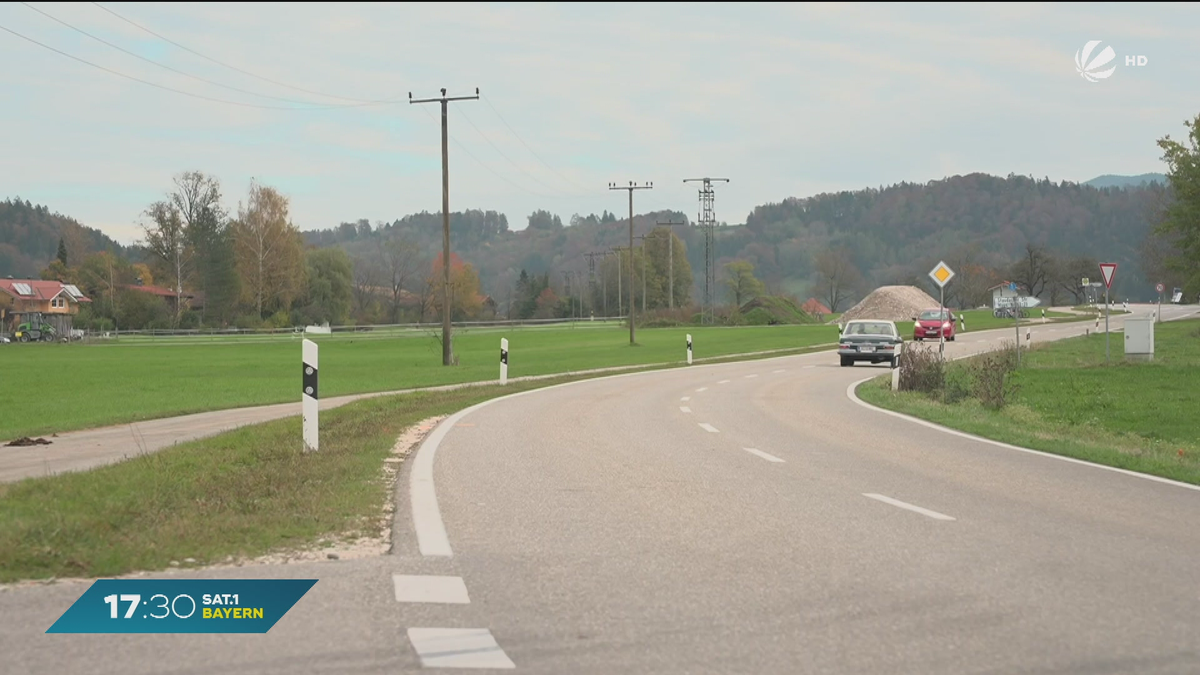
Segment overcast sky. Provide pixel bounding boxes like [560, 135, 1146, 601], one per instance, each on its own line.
[2, 2, 1197, 245]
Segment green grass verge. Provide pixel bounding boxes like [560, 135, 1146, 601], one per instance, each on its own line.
[0, 323, 839, 441]
[857, 318, 1200, 485]
[0, 343, 834, 583]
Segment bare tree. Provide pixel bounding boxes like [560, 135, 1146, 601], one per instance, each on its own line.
[1009, 243, 1050, 299]
[170, 171, 225, 229]
[351, 252, 381, 322]
[380, 234, 419, 323]
[814, 247, 864, 312]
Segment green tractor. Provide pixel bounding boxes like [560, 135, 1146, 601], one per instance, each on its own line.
[14, 313, 57, 343]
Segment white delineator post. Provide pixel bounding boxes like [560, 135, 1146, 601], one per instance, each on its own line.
[891, 342, 902, 391]
[686, 334, 693, 365]
[302, 338, 318, 453]
[500, 338, 509, 385]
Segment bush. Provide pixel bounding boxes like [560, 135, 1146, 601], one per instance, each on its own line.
[897, 342, 944, 394]
[969, 342, 1020, 409]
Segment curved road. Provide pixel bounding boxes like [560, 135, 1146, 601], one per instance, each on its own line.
[5, 304, 1199, 674]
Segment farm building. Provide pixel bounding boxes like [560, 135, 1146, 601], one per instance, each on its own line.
[0, 278, 91, 335]
[801, 298, 832, 319]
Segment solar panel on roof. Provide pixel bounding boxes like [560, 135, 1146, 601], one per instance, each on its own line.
[13, 282, 32, 296]
[64, 284, 83, 298]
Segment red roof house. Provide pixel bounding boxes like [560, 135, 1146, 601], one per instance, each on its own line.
[802, 297, 832, 315]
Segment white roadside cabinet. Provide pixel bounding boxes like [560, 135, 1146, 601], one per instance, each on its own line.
[1124, 318, 1154, 362]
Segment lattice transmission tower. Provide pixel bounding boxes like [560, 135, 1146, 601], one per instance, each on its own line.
[683, 177, 729, 324]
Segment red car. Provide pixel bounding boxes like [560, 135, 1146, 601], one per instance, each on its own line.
[913, 308, 956, 341]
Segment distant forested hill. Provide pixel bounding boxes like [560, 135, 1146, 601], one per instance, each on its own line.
[0, 198, 127, 277]
[309, 173, 1168, 304]
[1083, 173, 1167, 189]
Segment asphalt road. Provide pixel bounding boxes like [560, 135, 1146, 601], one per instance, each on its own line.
[4, 304, 1199, 674]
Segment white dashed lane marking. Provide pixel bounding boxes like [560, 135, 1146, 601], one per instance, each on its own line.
[743, 448, 785, 463]
[718, 379, 731, 384]
[392, 575, 471, 604]
[744, 374, 758, 378]
[696, 387, 708, 392]
[773, 369, 786, 373]
[680, 396, 690, 401]
[699, 423, 720, 433]
[680, 406, 692, 414]
[407, 628, 516, 669]
[863, 493, 956, 521]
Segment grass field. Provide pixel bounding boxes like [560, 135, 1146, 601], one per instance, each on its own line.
[0, 323, 844, 440]
[0, 375, 579, 582]
[0, 343, 851, 582]
[858, 318, 1200, 485]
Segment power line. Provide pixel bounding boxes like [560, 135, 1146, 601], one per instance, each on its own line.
[20, 1, 374, 109]
[417, 106, 552, 199]
[0, 21, 345, 111]
[90, 1, 402, 105]
[455, 105, 583, 197]
[481, 93, 592, 194]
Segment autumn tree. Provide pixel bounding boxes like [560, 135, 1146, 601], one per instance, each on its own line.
[231, 181, 306, 318]
[1155, 112, 1200, 296]
[534, 287, 560, 319]
[140, 199, 190, 318]
[643, 228, 692, 309]
[724, 260, 765, 307]
[813, 247, 865, 312]
[140, 171, 232, 325]
[427, 252, 483, 321]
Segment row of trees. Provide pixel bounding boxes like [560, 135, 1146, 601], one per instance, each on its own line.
[40, 171, 489, 331]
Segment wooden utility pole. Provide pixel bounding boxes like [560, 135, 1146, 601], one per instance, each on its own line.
[409, 87, 479, 366]
[609, 181, 653, 345]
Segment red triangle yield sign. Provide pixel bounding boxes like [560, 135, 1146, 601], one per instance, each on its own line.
[1099, 262, 1118, 289]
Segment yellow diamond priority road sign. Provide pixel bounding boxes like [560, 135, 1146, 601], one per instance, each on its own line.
[929, 261, 955, 288]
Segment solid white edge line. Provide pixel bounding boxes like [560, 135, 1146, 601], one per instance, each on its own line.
[863, 493, 956, 521]
[844, 347, 1200, 495]
[743, 448, 785, 463]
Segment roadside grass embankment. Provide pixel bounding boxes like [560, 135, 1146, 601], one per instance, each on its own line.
[858, 318, 1200, 485]
[0, 323, 839, 441]
[0, 342, 839, 583]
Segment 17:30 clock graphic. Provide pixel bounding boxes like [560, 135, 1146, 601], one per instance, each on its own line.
[48, 579, 316, 634]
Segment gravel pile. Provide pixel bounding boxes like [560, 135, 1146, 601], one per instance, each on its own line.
[839, 285, 944, 323]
